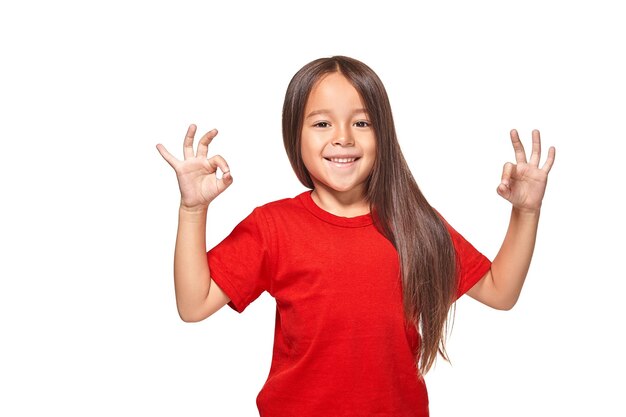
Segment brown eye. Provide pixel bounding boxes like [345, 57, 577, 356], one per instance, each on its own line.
[314, 122, 330, 128]
[354, 121, 370, 128]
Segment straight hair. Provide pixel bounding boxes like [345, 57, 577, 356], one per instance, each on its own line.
[282, 56, 458, 375]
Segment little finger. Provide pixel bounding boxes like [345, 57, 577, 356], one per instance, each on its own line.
[542, 146, 556, 173]
[156, 144, 179, 169]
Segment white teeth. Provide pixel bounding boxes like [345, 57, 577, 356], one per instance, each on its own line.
[329, 158, 356, 163]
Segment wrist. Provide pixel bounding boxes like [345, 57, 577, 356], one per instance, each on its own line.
[179, 202, 209, 215]
[511, 206, 541, 219]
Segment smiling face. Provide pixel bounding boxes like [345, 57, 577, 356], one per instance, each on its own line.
[300, 72, 377, 210]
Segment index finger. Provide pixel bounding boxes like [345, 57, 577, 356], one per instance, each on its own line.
[510, 129, 528, 164]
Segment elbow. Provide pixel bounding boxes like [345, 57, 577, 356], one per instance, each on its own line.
[493, 302, 515, 311]
[177, 307, 206, 323]
[482, 270, 522, 311]
[490, 295, 519, 311]
[179, 313, 200, 323]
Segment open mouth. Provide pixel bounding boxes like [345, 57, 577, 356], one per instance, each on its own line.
[324, 157, 359, 163]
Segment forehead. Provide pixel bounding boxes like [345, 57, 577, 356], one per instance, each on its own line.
[305, 72, 366, 113]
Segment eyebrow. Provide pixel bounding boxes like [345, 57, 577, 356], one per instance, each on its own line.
[305, 108, 369, 119]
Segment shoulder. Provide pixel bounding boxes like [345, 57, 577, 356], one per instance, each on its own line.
[431, 207, 461, 238]
[255, 191, 310, 217]
[431, 207, 473, 253]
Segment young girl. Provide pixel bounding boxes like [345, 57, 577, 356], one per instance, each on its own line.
[156, 56, 555, 416]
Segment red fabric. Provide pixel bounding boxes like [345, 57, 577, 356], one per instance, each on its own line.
[208, 192, 491, 417]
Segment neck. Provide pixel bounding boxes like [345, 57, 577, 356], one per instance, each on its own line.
[310, 184, 370, 218]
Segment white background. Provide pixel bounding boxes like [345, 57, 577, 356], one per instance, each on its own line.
[1, 1, 624, 416]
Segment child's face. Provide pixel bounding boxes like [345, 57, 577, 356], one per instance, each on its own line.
[301, 72, 376, 200]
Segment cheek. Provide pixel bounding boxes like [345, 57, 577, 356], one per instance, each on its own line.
[300, 132, 324, 159]
[366, 138, 377, 162]
[299, 138, 317, 173]
[365, 140, 377, 175]
[300, 138, 312, 162]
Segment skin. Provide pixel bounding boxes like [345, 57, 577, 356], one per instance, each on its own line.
[301, 72, 377, 218]
[157, 86, 555, 320]
[467, 129, 555, 310]
[156, 126, 232, 322]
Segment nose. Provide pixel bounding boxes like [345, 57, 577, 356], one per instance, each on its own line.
[332, 125, 354, 146]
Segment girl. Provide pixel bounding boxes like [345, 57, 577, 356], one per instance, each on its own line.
[156, 56, 555, 416]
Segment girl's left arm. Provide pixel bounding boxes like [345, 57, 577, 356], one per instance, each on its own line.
[467, 129, 555, 310]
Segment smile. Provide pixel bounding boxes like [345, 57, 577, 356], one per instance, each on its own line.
[324, 157, 359, 163]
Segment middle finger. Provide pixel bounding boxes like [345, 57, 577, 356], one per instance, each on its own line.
[197, 129, 218, 159]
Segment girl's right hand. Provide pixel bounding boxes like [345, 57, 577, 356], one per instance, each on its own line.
[156, 124, 233, 211]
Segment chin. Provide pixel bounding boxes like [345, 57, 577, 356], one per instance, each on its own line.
[327, 183, 362, 194]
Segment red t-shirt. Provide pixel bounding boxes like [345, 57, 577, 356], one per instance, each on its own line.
[208, 192, 491, 417]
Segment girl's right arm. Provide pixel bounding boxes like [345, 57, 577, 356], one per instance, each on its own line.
[157, 124, 234, 322]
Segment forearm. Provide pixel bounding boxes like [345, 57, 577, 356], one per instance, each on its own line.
[173, 204, 212, 320]
[467, 128, 554, 310]
[489, 208, 541, 308]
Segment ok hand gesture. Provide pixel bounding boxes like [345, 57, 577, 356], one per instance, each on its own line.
[497, 129, 556, 213]
[157, 124, 233, 211]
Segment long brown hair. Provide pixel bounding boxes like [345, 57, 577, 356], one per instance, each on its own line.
[282, 56, 458, 375]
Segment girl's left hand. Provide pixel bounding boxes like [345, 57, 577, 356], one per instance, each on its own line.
[497, 129, 556, 213]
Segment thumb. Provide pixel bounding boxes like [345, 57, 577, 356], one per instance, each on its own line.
[222, 170, 233, 187]
[497, 162, 515, 198]
[207, 155, 233, 194]
[212, 169, 233, 197]
[496, 182, 510, 200]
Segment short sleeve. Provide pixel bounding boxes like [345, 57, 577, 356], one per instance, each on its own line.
[440, 217, 492, 299]
[207, 208, 272, 313]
